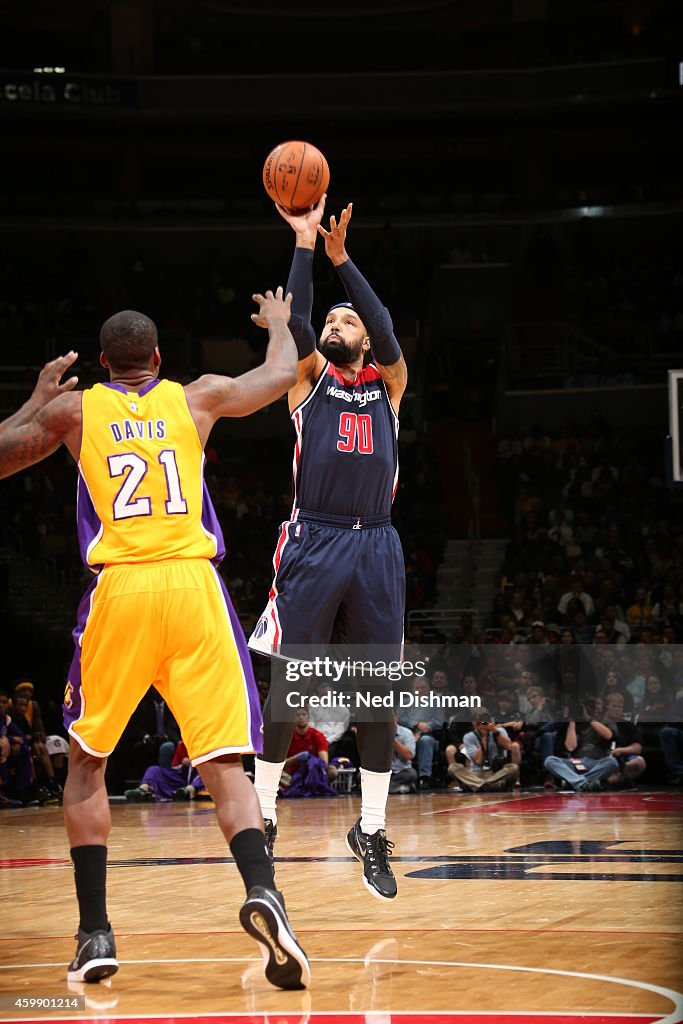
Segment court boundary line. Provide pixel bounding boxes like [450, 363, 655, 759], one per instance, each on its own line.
[1, 927, 681, 939]
[1, 954, 681, 1024]
[0, 1011, 663, 1019]
[0, 1013, 664, 1022]
[419, 789, 683, 815]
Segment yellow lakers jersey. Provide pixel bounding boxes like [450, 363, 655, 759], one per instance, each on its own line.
[77, 379, 224, 569]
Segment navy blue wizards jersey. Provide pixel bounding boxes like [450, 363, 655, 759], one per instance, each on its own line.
[291, 362, 399, 519]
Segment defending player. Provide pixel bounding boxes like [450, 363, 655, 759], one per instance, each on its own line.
[248, 199, 408, 900]
[0, 291, 310, 991]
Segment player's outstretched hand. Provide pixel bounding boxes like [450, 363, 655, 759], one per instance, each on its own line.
[318, 203, 352, 266]
[32, 351, 79, 407]
[251, 286, 293, 328]
[275, 194, 327, 240]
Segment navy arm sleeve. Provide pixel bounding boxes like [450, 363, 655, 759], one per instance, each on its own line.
[335, 258, 402, 366]
[286, 247, 317, 361]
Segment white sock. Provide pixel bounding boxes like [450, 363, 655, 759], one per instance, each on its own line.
[360, 768, 391, 834]
[254, 758, 285, 825]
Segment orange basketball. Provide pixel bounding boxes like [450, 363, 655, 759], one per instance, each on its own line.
[262, 140, 330, 214]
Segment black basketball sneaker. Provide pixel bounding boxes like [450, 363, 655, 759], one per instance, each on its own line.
[346, 819, 397, 900]
[67, 925, 119, 983]
[239, 887, 310, 990]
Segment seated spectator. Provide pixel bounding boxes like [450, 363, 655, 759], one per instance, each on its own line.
[659, 694, 683, 785]
[570, 608, 594, 645]
[638, 675, 670, 722]
[389, 713, 417, 794]
[666, 648, 683, 697]
[529, 621, 548, 645]
[137, 689, 181, 768]
[604, 602, 631, 643]
[599, 669, 635, 715]
[544, 693, 618, 792]
[493, 688, 523, 782]
[655, 601, 683, 639]
[509, 590, 526, 625]
[603, 691, 646, 788]
[652, 583, 683, 631]
[11, 687, 61, 800]
[447, 711, 519, 793]
[442, 681, 477, 774]
[558, 579, 595, 618]
[521, 685, 557, 785]
[598, 615, 627, 646]
[0, 690, 33, 806]
[513, 668, 539, 715]
[525, 685, 555, 726]
[626, 585, 654, 628]
[624, 647, 654, 708]
[592, 626, 610, 646]
[45, 734, 69, 788]
[125, 740, 204, 802]
[493, 624, 515, 645]
[429, 668, 452, 697]
[281, 709, 337, 789]
[397, 678, 443, 790]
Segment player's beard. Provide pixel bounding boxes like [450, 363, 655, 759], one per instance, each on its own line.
[320, 334, 364, 367]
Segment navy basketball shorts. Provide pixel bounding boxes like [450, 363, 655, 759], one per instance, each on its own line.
[248, 511, 405, 654]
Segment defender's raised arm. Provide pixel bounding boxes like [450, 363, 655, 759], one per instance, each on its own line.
[0, 353, 82, 478]
[185, 287, 298, 443]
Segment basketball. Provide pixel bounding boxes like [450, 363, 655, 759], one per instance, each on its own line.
[262, 140, 330, 213]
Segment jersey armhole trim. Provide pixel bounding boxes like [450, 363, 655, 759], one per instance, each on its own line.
[290, 359, 330, 419]
[180, 382, 207, 452]
[75, 390, 84, 463]
[380, 378, 401, 426]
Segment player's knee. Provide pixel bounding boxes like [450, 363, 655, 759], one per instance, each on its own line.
[69, 744, 105, 774]
[626, 757, 646, 778]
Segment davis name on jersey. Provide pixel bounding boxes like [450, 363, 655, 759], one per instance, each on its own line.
[109, 418, 167, 442]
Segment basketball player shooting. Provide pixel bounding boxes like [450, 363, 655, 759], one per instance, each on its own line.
[248, 197, 408, 900]
[0, 290, 310, 991]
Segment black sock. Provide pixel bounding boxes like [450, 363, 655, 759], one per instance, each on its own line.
[230, 828, 275, 894]
[260, 691, 296, 762]
[71, 845, 108, 933]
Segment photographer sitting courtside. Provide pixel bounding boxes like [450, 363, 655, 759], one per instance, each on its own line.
[544, 693, 618, 792]
[447, 711, 519, 793]
[603, 691, 646, 789]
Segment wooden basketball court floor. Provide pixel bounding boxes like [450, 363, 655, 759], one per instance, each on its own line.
[1, 789, 682, 1024]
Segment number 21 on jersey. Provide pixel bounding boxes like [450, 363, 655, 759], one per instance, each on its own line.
[108, 450, 188, 520]
[337, 412, 374, 454]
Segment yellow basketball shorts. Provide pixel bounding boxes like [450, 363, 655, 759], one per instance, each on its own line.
[63, 559, 262, 765]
